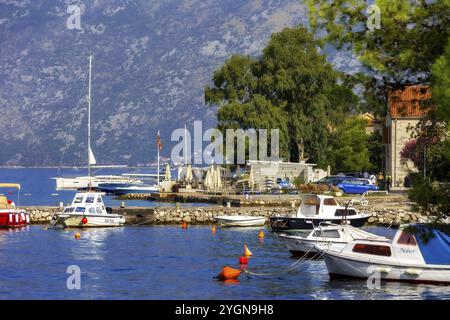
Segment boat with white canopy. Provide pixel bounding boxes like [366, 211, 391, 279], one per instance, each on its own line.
[276, 223, 388, 257]
[50, 192, 125, 228]
[270, 194, 371, 231]
[318, 224, 450, 285]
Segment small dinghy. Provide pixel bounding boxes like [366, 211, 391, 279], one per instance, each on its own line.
[50, 192, 125, 228]
[215, 215, 267, 227]
[318, 223, 450, 285]
[276, 223, 387, 257]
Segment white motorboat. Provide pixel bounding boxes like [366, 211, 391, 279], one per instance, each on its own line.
[50, 192, 125, 228]
[112, 184, 160, 195]
[270, 194, 371, 231]
[55, 175, 144, 190]
[215, 215, 267, 227]
[318, 224, 450, 285]
[276, 224, 388, 257]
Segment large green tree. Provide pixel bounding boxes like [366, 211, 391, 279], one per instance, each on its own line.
[326, 117, 371, 173]
[205, 27, 358, 167]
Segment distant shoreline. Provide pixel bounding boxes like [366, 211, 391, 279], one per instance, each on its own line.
[0, 166, 159, 169]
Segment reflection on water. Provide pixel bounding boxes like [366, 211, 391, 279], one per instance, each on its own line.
[0, 225, 448, 300]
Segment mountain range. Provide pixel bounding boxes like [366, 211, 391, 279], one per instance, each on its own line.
[0, 0, 360, 166]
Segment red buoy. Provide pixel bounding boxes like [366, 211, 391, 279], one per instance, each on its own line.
[81, 217, 88, 225]
[239, 256, 249, 265]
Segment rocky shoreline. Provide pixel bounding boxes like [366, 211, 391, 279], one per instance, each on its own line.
[24, 205, 425, 227]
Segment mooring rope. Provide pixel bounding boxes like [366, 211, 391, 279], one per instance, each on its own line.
[124, 219, 155, 226]
[243, 246, 323, 278]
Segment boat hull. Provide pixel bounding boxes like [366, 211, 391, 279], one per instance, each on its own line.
[322, 251, 450, 285]
[0, 210, 30, 228]
[269, 216, 369, 231]
[51, 214, 125, 228]
[215, 216, 267, 227]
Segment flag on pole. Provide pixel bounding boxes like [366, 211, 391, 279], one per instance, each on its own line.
[157, 131, 163, 150]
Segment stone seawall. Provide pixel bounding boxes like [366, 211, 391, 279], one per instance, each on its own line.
[24, 206, 424, 227]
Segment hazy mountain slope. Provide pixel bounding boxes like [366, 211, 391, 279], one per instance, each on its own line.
[0, 0, 359, 166]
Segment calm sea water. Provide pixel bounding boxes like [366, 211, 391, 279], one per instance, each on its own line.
[0, 225, 448, 300]
[0, 168, 207, 207]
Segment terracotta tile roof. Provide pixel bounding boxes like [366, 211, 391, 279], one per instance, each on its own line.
[388, 85, 431, 118]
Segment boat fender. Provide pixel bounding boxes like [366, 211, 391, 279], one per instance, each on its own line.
[15, 214, 19, 223]
[81, 217, 88, 225]
[405, 269, 422, 276]
[377, 266, 391, 273]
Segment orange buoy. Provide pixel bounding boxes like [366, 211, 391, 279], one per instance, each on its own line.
[244, 244, 253, 256]
[217, 266, 241, 281]
[211, 225, 216, 232]
[258, 230, 264, 238]
[181, 221, 188, 229]
[239, 256, 249, 265]
[74, 232, 81, 239]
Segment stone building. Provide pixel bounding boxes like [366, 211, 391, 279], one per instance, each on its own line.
[383, 85, 430, 188]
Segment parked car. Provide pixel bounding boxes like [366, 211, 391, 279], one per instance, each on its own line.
[315, 175, 354, 186]
[336, 179, 378, 194]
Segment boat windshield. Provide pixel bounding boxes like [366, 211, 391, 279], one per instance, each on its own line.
[63, 207, 74, 213]
[303, 196, 320, 206]
[323, 198, 338, 206]
[75, 207, 85, 213]
[96, 207, 102, 214]
[88, 207, 96, 214]
[85, 196, 95, 204]
[74, 196, 83, 204]
[312, 230, 340, 238]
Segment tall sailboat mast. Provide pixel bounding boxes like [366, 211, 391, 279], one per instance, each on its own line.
[88, 54, 93, 177]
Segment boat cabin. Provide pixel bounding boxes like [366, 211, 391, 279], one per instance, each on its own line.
[296, 195, 358, 218]
[63, 192, 108, 215]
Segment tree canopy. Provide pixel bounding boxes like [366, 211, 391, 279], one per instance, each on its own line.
[205, 26, 360, 168]
[307, 0, 450, 86]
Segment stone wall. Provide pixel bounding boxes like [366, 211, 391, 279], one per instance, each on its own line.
[25, 205, 425, 226]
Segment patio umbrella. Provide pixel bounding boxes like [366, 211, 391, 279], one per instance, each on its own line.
[216, 166, 222, 189]
[205, 167, 213, 189]
[249, 167, 255, 191]
[185, 164, 193, 182]
[164, 163, 171, 181]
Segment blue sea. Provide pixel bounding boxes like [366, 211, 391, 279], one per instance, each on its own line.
[0, 168, 449, 300]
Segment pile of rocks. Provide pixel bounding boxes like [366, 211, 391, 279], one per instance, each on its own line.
[26, 207, 59, 223]
[366, 208, 423, 226]
[153, 207, 295, 224]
